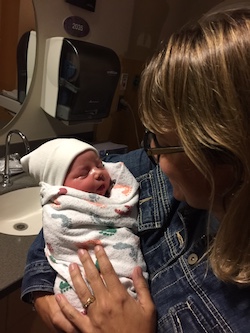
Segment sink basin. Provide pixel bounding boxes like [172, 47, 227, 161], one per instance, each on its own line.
[0, 187, 42, 236]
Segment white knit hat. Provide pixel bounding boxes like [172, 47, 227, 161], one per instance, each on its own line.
[20, 138, 98, 185]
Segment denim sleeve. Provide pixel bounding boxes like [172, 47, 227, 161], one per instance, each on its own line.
[21, 229, 56, 303]
[103, 148, 154, 178]
[21, 148, 153, 303]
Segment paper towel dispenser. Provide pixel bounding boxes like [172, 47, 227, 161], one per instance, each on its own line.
[41, 37, 121, 123]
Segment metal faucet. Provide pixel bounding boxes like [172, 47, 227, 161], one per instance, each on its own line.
[1, 129, 30, 187]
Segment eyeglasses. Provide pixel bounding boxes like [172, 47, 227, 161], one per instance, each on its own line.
[143, 130, 185, 165]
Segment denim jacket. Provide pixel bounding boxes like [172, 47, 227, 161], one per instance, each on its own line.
[21, 149, 250, 332]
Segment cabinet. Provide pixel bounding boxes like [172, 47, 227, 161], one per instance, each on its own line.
[0, 288, 47, 333]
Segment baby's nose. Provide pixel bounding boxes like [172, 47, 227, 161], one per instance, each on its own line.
[92, 168, 104, 180]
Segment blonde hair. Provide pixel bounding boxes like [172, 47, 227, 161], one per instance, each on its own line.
[139, 8, 250, 285]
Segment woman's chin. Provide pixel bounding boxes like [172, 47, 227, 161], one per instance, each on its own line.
[172, 189, 185, 202]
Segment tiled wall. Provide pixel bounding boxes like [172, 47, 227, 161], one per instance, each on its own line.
[0, 288, 48, 333]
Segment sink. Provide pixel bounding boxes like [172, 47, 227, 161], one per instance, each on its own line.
[0, 187, 42, 236]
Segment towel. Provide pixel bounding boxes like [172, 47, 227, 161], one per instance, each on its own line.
[0, 153, 23, 175]
[42, 161, 148, 313]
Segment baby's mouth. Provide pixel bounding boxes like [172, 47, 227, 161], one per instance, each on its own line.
[97, 184, 105, 194]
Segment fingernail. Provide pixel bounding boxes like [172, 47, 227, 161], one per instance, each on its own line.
[55, 294, 62, 302]
[69, 263, 77, 271]
[78, 249, 86, 257]
[135, 266, 143, 277]
[95, 245, 102, 252]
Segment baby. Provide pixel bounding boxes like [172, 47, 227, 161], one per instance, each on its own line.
[21, 138, 148, 313]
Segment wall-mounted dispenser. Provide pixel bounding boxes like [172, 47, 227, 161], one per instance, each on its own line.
[17, 31, 37, 103]
[41, 37, 121, 124]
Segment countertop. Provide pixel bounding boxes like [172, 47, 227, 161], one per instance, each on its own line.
[0, 172, 39, 299]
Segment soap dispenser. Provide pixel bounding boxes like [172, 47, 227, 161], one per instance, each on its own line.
[41, 37, 121, 123]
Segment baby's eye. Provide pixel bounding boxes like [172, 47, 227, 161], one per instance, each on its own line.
[78, 174, 87, 179]
[78, 175, 87, 179]
[77, 170, 89, 179]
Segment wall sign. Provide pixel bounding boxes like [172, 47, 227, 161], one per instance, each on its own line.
[64, 16, 90, 38]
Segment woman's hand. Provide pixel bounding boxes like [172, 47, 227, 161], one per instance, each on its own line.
[33, 292, 80, 333]
[56, 245, 156, 333]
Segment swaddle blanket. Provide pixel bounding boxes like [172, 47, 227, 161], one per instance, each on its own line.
[41, 161, 148, 313]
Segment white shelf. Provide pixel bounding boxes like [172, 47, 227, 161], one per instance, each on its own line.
[0, 94, 21, 114]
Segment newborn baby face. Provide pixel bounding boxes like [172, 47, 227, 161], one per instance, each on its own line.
[64, 150, 111, 196]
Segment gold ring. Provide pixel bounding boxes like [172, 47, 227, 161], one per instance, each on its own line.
[83, 295, 96, 309]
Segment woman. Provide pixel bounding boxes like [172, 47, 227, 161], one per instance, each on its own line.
[21, 6, 250, 333]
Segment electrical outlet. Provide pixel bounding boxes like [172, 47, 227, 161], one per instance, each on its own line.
[120, 73, 128, 91]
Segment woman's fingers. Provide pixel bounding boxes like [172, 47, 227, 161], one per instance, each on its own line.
[56, 293, 90, 332]
[69, 262, 93, 302]
[93, 245, 121, 288]
[71, 249, 107, 306]
[63, 247, 157, 333]
[33, 292, 79, 333]
[74, 246, 153, 309]
[132, 266, 152, 303]
[132, 267, 156, 319]
[78, 246, 123, 293]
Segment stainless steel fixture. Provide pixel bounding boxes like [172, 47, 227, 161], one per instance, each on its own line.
[1, 129, 30, 187]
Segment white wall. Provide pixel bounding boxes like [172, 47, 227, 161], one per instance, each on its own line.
[159, 0, 225, 44]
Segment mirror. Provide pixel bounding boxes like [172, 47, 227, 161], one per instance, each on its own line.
[0, 0, 36, 128]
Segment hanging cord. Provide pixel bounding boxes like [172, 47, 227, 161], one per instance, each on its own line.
[119, 98, 141, 148]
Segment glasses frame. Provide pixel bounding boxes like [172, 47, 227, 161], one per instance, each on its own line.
[143, 130, 185, 165]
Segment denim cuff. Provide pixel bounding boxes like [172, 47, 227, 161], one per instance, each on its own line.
[21, 260, 55, 303]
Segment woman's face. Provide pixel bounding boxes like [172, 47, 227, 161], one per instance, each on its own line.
[156, 131, 234, 218]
